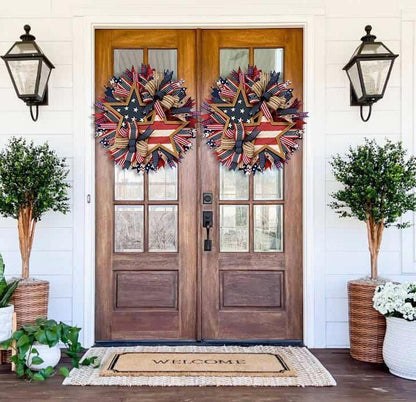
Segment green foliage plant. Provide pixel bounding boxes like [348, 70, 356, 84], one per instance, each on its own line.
[1, 318, 98, 381]
[0, 253, 19, 308]
[0, 138, 70, 279]
[329, 138, 416, 279]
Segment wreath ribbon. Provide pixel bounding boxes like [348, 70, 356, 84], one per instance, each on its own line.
[247, 72, 291, 119]
[111, 124, 154, 168]
[217, 123, 261, 170]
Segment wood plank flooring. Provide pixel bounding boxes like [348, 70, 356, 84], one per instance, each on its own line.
[0, 349, 415, 401]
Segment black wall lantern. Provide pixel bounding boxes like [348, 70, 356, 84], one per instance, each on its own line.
[343, 25, 398, 122]
[1, 25, 54, 122]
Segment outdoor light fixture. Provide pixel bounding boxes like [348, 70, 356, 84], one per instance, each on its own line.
[343, 25, 398, 122]
[1, 25, 55, 122]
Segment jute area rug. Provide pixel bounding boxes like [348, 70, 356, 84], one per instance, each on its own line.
[63, 346, 336, 387]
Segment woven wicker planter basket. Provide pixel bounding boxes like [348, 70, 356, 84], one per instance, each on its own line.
[11, 280, 49, 327]
[348, 280, 386, 363]
[1, 279, 49, 364]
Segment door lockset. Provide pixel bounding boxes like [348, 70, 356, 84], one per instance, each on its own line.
[203, 211, 213, 251]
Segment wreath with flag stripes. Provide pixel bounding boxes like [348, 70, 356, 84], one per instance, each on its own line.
[202, 66, 307, 174]
[94, 64, 196, 173]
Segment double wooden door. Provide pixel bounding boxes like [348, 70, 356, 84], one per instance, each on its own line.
[95, 28, 303, 342]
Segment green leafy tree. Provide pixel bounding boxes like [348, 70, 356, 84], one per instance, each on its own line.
[0, 138, 70, 279]
[329, 138, 416, 280]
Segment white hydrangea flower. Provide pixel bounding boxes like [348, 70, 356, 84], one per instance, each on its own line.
[373, 282, 416, 321]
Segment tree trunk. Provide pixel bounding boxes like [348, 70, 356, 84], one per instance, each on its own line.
[366, 215, 384, 280]
[17, 206, 37, 280]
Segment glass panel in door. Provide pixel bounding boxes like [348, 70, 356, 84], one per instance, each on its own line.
[112, 48, 179, 254]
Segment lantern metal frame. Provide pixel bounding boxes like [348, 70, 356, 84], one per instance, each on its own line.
[1, 25, 55, 122]
[343, 25, 398, 122]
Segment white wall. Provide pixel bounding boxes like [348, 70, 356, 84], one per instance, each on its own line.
[0, 0, 415, 347]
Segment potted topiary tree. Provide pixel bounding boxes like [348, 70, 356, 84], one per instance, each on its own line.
[329, 138, 416, 363]
[0, 137, 70, 327]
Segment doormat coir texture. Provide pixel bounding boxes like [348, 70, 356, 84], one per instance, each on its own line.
[100, 351, 296, 377]
[63, 345, 336, 387]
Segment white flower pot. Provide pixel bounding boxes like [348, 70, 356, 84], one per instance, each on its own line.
[0, 304, 14, 343]
[383, 317, 416, 380]
[26, 343, 61, 371]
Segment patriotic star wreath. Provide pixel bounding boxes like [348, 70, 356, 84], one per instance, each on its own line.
[202, 66, 307, 174]
[95, 64, 196, 173]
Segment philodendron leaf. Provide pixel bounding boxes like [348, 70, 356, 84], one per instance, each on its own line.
[59, 367, 70, 378]
[34, 330, 47, 344]
[32, 373, 45, 381]
[16, 363, 25, 378]
[39, 366, 54, 379]
[43, 366, 54, 377]
[45, 329, 59, 346]
[1, 339, 12, 349]
[16, 334, 29, 348]
[31, 356, 44, 365]
[22, 325, 38, 334]
[81, 356, 98, 366]
[12, 330, 24, 340]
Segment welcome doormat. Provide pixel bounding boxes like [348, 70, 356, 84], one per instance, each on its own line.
[63, 346, 336, 387]
[100, 351, 296, 377]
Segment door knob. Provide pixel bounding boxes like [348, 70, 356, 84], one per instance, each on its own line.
[202, 211, 213, 251]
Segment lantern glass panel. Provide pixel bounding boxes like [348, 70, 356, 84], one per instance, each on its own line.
[8, 42, 38, 55]
[346, 63, 363, 99]
[37, 60, 51, 98]
[360, 59, 391, 96]
[361, 43, 390, 55]
[7, 59, 39, 95]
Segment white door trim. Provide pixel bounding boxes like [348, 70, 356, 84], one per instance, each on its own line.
[72, 13, 326, 348]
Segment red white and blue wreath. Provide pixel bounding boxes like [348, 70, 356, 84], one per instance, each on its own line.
[94, 65, 196, 172]
[202, 66, 307, 174]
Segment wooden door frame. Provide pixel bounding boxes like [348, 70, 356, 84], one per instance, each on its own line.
[73, 14, 326, 348]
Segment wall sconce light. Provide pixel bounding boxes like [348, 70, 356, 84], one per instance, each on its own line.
[1, 25, 55, 122]
[343, 25, 398, 122]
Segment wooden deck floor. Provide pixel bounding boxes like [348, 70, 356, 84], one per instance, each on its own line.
[0, 349, 415, 401]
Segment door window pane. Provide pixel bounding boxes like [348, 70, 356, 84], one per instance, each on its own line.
[253, 169, 283, 200]
[254, 205, 283, 252]
[219, 166, 249, 200]
[114, 205, 144, 252]
[220, 48, 249, 77]
[254, 48, 284, 81]
[148, 205, 178, 252]
[148, 49, 177, 78]
[148, 168, 178, 200]
[114, 49, 144, 76]
[220, 205, 249, 252]
[114, 167, 144, 201]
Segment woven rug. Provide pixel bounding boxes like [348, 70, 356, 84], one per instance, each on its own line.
[63, 346, 336, 387]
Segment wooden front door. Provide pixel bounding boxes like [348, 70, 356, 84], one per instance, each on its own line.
[200, 29, 303, 340]
[95, 28, 303, 342]
[95, 30, 198, 340]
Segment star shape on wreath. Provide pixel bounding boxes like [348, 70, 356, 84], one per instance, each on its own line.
[247, 118, 295, 159]
[103, 86, 155, 131]
[144, 113, 188, 159]
[211, 85, 262, 132]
